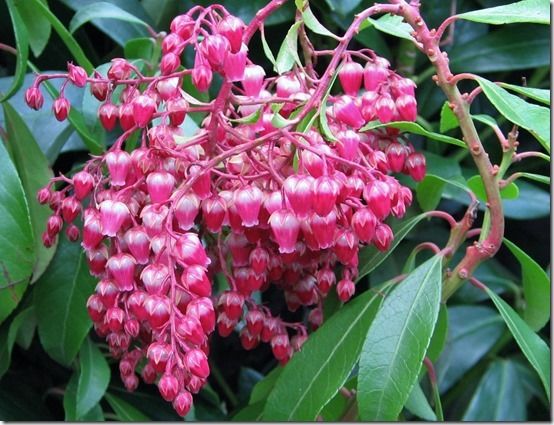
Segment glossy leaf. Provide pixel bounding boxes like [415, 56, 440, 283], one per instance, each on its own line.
[69, 2, 150, 34]
[405, 383, 437, 421]
[467, 175, 519, 201]
[318, 377, 356, 421]
[260, 26, 277, 66]
[456, 0, 549, 25]
[435, 306, 505, 392]
[105, 393, 150, 421]
[232, 401, 264, 421]
[0, 138, 34, 291]
[358, 255, 442, 420]
[439, 101, 458, 133]
[499, 83, 550, 105]
[503, 239, 550, 331]
[14, 0, 51, 57]
[360, 121, 466, 149]
[357, 213, 429, 281]
[34, 234, 95, 366]
[2, 0, 29, 103]
[63, 372, 79, 421]
[324, 0, 362, 16]
[417, 176, 446, 211]
[76, 337, 111, 419]
[463, 359, 526, 420]
[250, 366, 283, 404]
[275, 21, 302, 74]
[124, 37, 155, 60]
[3, 102, 56, 282]
[485, 287, 550, 400]
[427, 304, 448, 362]
[363, 14, 414, 41]
[475, 76, 550, 152]
[0, 307, 34, 379]
[449, 25, 549, 74]
[27, 0, 94, 73]
[263, 284, 390, 420]
[301, 4, 340, 40]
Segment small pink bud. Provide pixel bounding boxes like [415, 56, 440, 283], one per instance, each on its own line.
[375, 95, 396, 124]
[187, 297, 216, 334]
[245, 310, 265, 336]
[144, 295, 171, 328]
[217, 15, 244, 53]
[351, 207, 377, 243]
[124, 226, 150, 264]
[395, 94, 417, 121]
[106, 253, 136, 291]
[192, 64, 212, 92]
[37, 187, 51, 205]
[268, 209, 300, 254]
[72, 171, 94, 200]
[283, 175, 314, 219]
[87, 246, 108, 276]
[175, 233, 210, 267]
[25, 87, 44, 110]
[337, 278, 355, 302]
[90, 72, 108, 101]
[242, 64, 266, 96]
[271, 334, 291, 361]
[162, 33, 185, 56]
[146, 171, 175, 203]
[132, 94, 157, 127]
[158, 373, 180, 402]
[147, 342, 171, 373]
[218, 291, 244, 321]
[310, 211, 337, 250]
[316, 266, 336, 294]
[53, 97, 70, 121]
[374, 223, 393, 251]
[175, 193, 200, 231]
[160, 52, 181, 75]
[98, 102, 119, 131]
[385, 142, 408, 173]
[141, 263, 170, 295]
[360, 91, 378, 121]
[364, 62, 388, 91]
[182, 265, 211, 297]
[336, 129, 360, 161]
[233, 186, 263, 227]
[118, 103, 135, 131]
[333, 229, 359, 266]
[96, 278, 119, 307]
[176, 315, 205, 346]
[249, 246, 269, 275]
[47, 215, 63, 236]
[185, 348, 209, 379]
[240, 328, 259, 350]
[104, 307, 125, 332]
[339, 61, 364, 96]
[87, 294, 105, 322]
[61, 196, 81, 223]
[173, 391, 193, 417]
[200, 35, 230, 70]
[68, 63, 87, 87]
[127, 290, 148, 321]
[223, 45, 247, 82]
[405, 152, 426, 181]
[333, 95, 365, 129]
[170, 14, 194, 40]
[82, 211, 103, 250]
[140, 204, 168, 237]
[167, 97, 188, 126]
[276, 74, 301, 98]
[201, 196, 226, 233]
[312, 176, 339, 217]
[363, 180, 392, 220]
[105, 150, 131, 187]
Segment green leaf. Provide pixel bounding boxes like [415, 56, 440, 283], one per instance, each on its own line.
[105, 393, 150, 421]
[485, 287, 550, 400]
[301, 4, 340, 40]
[475, 76, 550, 152]
[456, 0, 549, 25]
[360, 120, 466, 149]
[76, 337, 111, 419]
[436, 306, 505, 392]
[275, 21, 302, 74]
[27, 0, 94, 74]
[69, 2, 150, 34]
[0, 307, 35, 379]
[14, 0, 51, 57]
[124, 37, 155, 61]
[503, 239, 550, 331]
[499, 83, 550, 105]
[1, 0, 29, 102]
[0, 138, 34, 291]
[63, 372, 79, 421]
[318, 377, 356, 421]
[250, 366, 283, 404]
[357, 256, 442, 420]
[34, 234, 95, 366]
[3, 102, 56, 282]
[439, 101, 458, 133]
[262, 284, 390, 420]
[357, 213, 429, 281]
[518, 172, 550, 185]
[363, 14, 414, 41]
[405, 383, 437, 421]
[417, 176, 446, 211]
[462, 359, 526, 420]
[260, 27, 276, 67]
[449, 25, 549, 74]
[232, 401, 265, 421]
[229, 108, 262, 125]
[467, 175, 519, 201]
[427, 304, 448, 362]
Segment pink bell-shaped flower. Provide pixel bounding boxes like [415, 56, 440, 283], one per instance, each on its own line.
[99, 200, 130, 236]
[106, 253, 136, 291]
[268, 209, 300, 254]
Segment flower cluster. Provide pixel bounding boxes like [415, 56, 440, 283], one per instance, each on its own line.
[29, 3, 425, 417]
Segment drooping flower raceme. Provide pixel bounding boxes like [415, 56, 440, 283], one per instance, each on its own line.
[28, 3, 425, 417]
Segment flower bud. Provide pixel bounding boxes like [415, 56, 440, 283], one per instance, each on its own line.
[200, 35, 230, 70]
[72, 171, 94, 200]
[132, 94, 157, 127]
[106, 253, 136, 291]
[170, 14, 194, 39]
[268, 209, 300, 254]
[242, 64, 266, 96]
[333, 95, 365, 129]
[405, 152, 426, 182]
[173, 391, 193, 417]
[185, 348, 210, 379]
[146, 171, 175, 204]
[68, 63, 87, 87]
[374, 223, 393, 251]
[98, 102, 119, 131]
[337, 278, 355, 302]
[25, 87, 44, 110]
[339, 61, 364, 96]
[158, 373, 180, 402]
[53, 97, 70, 121]
[217, 15, 244, 53]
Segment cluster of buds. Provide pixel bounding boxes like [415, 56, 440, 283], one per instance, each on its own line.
[29, 2, 425, 417]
